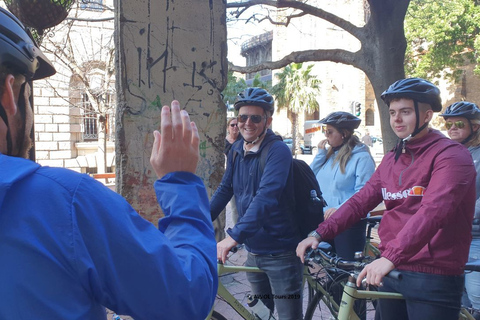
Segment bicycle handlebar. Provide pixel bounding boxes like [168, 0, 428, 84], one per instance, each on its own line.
[305, 246, 403, 280]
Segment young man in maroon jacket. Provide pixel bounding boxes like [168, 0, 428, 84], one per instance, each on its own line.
[297, 78, 476, 320]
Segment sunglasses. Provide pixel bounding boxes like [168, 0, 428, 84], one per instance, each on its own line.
[230, 123, 237, 127]
[445, 120, 466, 130]
[237, 114, 266, 124]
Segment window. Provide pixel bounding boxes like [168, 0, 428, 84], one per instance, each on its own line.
[82, 94, 98, 141]
[81, 92, 116, 142]
[80, 0, 103, 11]
[365, 108, 375, 126]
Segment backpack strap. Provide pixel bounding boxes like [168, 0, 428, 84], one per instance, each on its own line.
[258, 140, 275, 174]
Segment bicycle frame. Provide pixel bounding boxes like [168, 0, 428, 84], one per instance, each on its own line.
[207, 262, 337, 320]
[206, 263, 264, 320]
[337, 276, 475, 320]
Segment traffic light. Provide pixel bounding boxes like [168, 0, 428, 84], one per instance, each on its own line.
[354, 102, 361, 116]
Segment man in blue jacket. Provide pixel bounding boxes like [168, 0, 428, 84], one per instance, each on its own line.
[0, 7, 217, 320]
[211, 88, 303, 320]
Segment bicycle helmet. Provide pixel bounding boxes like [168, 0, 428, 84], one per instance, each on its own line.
[234, 87, 275, 114]
[381, 78, 442, 112]
[319, 111, 361, 130]
[440, 101, 480, 120]
[0, 7, 56, 80]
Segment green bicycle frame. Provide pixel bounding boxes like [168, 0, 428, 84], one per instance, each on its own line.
[206, 263, 265, 320]
[337, 277, 474, 320]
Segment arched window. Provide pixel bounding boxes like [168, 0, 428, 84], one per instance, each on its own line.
[365, 108, 374, 126]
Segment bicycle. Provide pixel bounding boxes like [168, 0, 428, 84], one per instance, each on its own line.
[305, 244, 480, 320]
[208, 216, 383, 320]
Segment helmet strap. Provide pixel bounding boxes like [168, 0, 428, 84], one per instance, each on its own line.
[460, 119, 474, 145]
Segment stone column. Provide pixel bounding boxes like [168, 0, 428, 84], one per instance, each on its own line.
[114, 0, 227, 237]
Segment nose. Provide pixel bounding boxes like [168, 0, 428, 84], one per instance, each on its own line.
[392, 113, 401, 122]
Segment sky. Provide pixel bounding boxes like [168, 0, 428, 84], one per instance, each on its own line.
[226, 4, 273, 66]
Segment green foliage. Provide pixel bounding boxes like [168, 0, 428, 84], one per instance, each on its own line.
[404, 0, 480, 81]
[222, 71, 271, 106]
[271, 63, 321, 114]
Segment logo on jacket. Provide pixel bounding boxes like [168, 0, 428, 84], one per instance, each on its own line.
[408, 186, 426, 196]
[382, 186, 425, 200]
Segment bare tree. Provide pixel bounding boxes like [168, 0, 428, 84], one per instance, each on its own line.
[40, 1, 116, 173]
[227, 0, 411, 151]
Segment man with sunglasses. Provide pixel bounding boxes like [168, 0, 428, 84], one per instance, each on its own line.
[441, 101, 480, 320]
[297, 78, 476, 320]
[0, 8, 217, 319]
[211, 87, 303, 319]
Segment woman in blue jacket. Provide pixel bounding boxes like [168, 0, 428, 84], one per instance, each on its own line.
[310, 112, 375, 260]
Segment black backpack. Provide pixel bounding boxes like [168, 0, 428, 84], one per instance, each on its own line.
[232, 140, 326, 238]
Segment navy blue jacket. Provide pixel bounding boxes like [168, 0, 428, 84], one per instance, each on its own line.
[211, 129, 300, 254]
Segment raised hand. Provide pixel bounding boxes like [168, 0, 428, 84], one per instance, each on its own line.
[150, 100, 200, 179]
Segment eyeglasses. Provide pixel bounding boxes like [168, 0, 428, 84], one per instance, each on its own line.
[445, 120, 466, 130]
[237, 114, 266, 124]
[230, 123, 237, 127]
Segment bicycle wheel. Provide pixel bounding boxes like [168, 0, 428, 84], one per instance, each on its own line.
[304, 272, 349, 320]
[208, 310, 228, 320]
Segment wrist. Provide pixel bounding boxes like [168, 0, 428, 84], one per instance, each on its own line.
[308, 230, 322, 241]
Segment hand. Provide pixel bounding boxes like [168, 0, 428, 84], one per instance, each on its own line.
[217, 236, 238, 264]
[296, 237, 320, 264]
[324, 208, 337, 220]
[356, 257, 395, 287]
[150, 100, 200, 179]
[318, 139, 328, 149]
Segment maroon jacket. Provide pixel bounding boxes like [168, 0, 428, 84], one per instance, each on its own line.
[316, 129, 475, 275]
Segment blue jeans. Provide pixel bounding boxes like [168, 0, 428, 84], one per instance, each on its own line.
[333, 219, 367, 260]
[465, 237, 480, 310]
[245, 251, 303, 320]
[378, 270, 464, 320]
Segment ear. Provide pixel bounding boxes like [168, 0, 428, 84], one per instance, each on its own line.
[423, 109, 434, 123]
[266, 116, 273, 127]
[472, 123, 480, 132]
[1, 75, 17, 116]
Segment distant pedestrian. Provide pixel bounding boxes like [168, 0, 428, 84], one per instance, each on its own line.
[361, 131, 373, 147]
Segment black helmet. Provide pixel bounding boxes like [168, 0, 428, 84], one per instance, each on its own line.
[381, 78, 442, 112]
[319, 111, 361, 130]
[440, 101, 480, 120]
[0, 7, 55, 80]
[234, 87, 274, 114]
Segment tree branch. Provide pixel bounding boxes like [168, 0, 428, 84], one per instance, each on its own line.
[227, 0, 363, 38]
[229, 48, 362, 73]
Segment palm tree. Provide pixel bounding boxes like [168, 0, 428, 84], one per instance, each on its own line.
[272, 63, 321, 156]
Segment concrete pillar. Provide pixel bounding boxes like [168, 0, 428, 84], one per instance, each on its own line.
[115, 0, 227, 231]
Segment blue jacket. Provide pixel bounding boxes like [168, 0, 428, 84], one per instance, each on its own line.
[310, 144, 375, 210]
[0, 154, 217, 320]
[210, 129, 300, 254]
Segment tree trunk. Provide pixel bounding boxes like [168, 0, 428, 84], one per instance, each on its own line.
[115, 0, 227, 229]
[363, 0, 410, 152]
